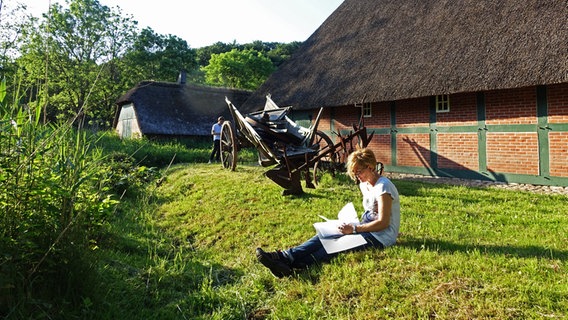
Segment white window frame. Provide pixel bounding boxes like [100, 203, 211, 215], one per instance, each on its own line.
[362, 102, 372, 118]
[436, 95, 450, 113]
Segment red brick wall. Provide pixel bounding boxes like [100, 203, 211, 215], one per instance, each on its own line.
[397, 97, 430, 128]
[547, 83, 568, 177]
[364, 102, 391, 128]
[323, 83, 567, 182]
[333, 106, 360, 133]
[437, 92, 478, 126]
[396, 134, 431, 167]
[486, 87, 537, 125]
[548, 83, 568, 124]
[549, 132, 568, 177]
[317, 108, 332, 132]
[436, 92, 479, 170]
[486, 133, 539, 175]
[367, 134, 391, 165]
[437, 133, 479, 170]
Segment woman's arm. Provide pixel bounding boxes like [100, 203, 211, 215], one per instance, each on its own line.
[340, 193, 392, 234]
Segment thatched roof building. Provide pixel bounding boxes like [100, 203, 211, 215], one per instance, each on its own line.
[244, 0, 567, 110]
[114, 81, 253, 138]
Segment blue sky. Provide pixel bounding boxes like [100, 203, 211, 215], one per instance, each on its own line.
[19, 0, 344, 48]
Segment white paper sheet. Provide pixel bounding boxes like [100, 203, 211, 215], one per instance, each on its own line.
[319, 234, 367, 254]
[313, 202, 366, 253]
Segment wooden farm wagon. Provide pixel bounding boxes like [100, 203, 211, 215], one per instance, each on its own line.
[222, 96, 374, 195]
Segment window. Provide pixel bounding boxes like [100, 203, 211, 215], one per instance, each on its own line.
[436, 95, 450, 113]
[362, 102, 372, 117]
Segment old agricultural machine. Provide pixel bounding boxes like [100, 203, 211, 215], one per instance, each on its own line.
[221, 96, 373, 195]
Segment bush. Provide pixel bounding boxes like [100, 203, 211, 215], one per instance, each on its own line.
[0, 78, 118, 317]
[105, 151, 161, 197]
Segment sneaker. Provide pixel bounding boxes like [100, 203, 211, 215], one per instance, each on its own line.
[207, 160, 212, 164]
[256, 248, 292, 278]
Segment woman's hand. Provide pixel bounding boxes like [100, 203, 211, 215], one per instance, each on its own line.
[338, 223, 356, 235]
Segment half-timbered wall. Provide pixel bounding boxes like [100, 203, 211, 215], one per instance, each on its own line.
[319, 83, 568, 187]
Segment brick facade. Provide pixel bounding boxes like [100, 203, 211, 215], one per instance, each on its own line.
[396, 133, 431, 167]
[486, 132, 539, 175]
[485, 87, 537, 125]
[319, 83, 568, 185]
[437, 133, 479, 170]
[367, 134, 391, 166]
[396, 97, 430, 128]
[547, 83, 568, 124]
[549, 132, 568, 177]
[365, 101, 391, 128]
[437, 92, 478, 127]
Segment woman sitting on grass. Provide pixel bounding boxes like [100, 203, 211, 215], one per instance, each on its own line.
[256, 148, 401, 277]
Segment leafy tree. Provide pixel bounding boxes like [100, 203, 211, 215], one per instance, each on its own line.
[195, 41, 240, 67]
[15, 0, 137, 128]
[202, 48, 275, 90]
[0, 1, 28, 67]
[121, 27, 197, 84]
[267, 41, 302, 67]
[0, 1, 37, 106]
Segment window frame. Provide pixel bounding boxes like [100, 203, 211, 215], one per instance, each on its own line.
[436, 94, 450, 113]
[362, 102, 372, 118]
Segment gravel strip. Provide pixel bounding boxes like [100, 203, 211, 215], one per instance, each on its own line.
[385, 173, 568, 196]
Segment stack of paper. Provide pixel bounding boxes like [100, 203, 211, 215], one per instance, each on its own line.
[313, 202, 367, 254]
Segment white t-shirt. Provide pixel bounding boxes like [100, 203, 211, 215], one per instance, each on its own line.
[359, 176, 400, 247]
[211, 123, 222, 141]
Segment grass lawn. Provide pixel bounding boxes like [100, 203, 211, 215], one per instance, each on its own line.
[94, 163, 568, 319]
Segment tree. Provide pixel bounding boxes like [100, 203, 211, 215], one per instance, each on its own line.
[202, 48, 275, 90]
[121, 27, 197, 84]
[266, 41, 302, 67]
[195, 41, 239, 67]
[15, 0, 137, 127]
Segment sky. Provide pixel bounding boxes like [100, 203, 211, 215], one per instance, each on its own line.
[17, 0, 344, 48]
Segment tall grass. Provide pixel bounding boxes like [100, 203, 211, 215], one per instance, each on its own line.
[0, 78, 117, 317]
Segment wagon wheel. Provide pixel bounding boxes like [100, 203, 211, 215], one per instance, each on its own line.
[220, 121, 237, 171]
[311, 131, 337, 186]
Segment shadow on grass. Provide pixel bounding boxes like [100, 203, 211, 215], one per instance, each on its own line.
[94, 225, 245, 318]
[399, 236, 568, 260]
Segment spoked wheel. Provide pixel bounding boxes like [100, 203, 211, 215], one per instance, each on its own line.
[220, 121, 237, 171]
[312, 160, 327, 186]
[311, 131, 337, 186]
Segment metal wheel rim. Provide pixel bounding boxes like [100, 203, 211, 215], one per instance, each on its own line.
[220, 121, 237, 171]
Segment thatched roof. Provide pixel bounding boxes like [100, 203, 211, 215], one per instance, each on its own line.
[244, 0, 568, 110]
[115, 81, 253, 136]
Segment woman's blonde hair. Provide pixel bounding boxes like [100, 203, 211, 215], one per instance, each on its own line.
[346, 148, 378, 181]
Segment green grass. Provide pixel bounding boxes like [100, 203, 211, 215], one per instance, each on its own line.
[91, 163, 567, 319]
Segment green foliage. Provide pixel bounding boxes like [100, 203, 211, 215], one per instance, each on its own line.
[103, 151, 160, 197]
[0, 77, 118, 316]
[121, 27, 198, 83]
[2, 108, 567, 319]
[14, 0, 138, 127]
[3, 0, 301, 128]
[94, 131, 259, 167]
[202, 48, 276, 90]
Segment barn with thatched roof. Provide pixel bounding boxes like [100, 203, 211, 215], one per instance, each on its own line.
[243, 0, 568, 187]
[114, 79, 253, 139]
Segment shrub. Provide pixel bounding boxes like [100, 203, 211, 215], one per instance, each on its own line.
[0, 77, 118, 316]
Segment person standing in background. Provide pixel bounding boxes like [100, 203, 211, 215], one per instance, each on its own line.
[209, 116, 224, 163]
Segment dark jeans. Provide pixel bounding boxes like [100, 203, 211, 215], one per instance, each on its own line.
[209, 140, 221, 161]
[285, 233, 384, 269]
